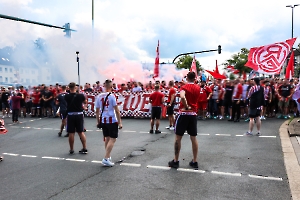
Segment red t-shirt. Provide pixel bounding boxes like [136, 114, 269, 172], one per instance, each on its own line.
[198, 86, 211, 102]
[150, 91, 164, 106]
[179, 83, 200, 112]
[19, 89, 28, 99]
[167, 88, 176, 103]
[232, 83, 243, 100]
[31, 92, 40, 104]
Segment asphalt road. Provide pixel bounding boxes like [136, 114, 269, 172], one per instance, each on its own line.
[0, 116, 291, 200]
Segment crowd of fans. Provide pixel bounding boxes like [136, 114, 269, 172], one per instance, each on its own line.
[0, 77, 299, 122]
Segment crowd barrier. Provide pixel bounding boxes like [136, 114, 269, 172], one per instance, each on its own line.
[84, 91, 181, 118]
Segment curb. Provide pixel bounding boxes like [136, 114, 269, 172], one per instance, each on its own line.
[280, 121, 300, 200]
[288, 118, 300, 137]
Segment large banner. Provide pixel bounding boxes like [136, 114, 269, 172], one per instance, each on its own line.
[84, 91, 181, 118]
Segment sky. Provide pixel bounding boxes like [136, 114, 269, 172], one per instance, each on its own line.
[0, 0, 299, 83]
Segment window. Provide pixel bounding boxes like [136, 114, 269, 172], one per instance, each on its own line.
[25, 70, 29, 74]
[0, 67, 2, 72]
[5, 77, 8, 82]
[26, 79, 30, 83]
[0, 76, 2, 82]
[10, 77, 13, 83]
[5, 68, 7, 72]
[21, 78, 23, 82]
[10, 68, 12, 73]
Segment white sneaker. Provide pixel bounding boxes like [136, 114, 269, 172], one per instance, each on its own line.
[169, 127, 175, 131]
[102, 158, 114, 166]
[165, 126, 170, 129]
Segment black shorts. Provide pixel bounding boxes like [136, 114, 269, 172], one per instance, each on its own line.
[20, 99, 26, 108]
[239, 100, 245, 107]
[32, 103, 40, 109]
[2, 102, 9, 109]
[151, 107, 161, 119]
[60, 110, 67, 119]
[102, 123, 119, 138]
[167, 104, 175, 115]
[249, 108, 261, 118]
[244, 99, 249, 107]
[222, 99, 232, 107]
[175, 115, 197, 136]
[218, 100, 223, 107]
[66, 114, 84, 133]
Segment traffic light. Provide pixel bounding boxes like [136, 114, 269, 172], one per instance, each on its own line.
[63, 23, 71, 38]
[218, 45, 221, 54]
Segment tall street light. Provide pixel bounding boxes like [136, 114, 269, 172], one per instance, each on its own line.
[76, 51, 80, 86]
[286, 4, 299, 38]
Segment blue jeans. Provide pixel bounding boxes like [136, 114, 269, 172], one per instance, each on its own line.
[209, 99, 218, 116]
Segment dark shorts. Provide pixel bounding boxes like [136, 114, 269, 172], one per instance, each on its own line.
[244, 99, 249, 107]
[60, 110, 67, 120]
[175, 115, 197, 136]
[239, 100, 245, 107]
[20, 99, 26, 108]
[167, 104, 175, 115]
[222, 99, 232, 107]
[151, 107, 161, 119]
[32, 103, 40, 108]
[218, 100, 223, 107]
[249, 108, 261, 118]
[66, 114, 84, 133]
[2, 102, 9, 109]
[102, 123, 119, 138]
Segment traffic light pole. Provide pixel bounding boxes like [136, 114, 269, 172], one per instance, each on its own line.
[172, 45, 221, 63]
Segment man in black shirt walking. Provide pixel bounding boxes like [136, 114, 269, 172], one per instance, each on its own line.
[64, 82, 88, 154]
[57, 85, 68, 137]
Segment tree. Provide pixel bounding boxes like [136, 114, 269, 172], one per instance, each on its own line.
[223, 48, 251, 75]
[175, 55, 202, 74]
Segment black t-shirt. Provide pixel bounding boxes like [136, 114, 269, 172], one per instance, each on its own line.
[64, 93, 85, 112]
[224, 85, 234, 100]
[44, 91, 54, 102]
[1, 92, 10, 102]
[57, 92, 68, 111]
[279, 85, 292, 98]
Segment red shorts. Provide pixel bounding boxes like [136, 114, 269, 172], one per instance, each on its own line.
[198, 101, 207, 110]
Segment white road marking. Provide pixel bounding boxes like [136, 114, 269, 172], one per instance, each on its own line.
[120, 163, 141, 167]
[236, 135, 244, 137]
[139, 131, 150, 133]
[122, 130, 137, 133]
[248, 174, 282, 181]
[177, 168, 205, 173]
[65, 158, 86, 162]
[198, 133, 210, 136]
[215, 134, 231, 136]
[21, 155, 37, 158]
[33, 128, 41, 130]
[147, 165, 171, 170]
[259, 136, 277, 138]
[42, 156, 65, 160]
[91, 160, 103, 164]
[43, 128, 52, 130]
[211, 171, 242, 177]
[3, 153, 19, 156]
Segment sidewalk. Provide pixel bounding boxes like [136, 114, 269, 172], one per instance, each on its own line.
[281, 119, 300, 200]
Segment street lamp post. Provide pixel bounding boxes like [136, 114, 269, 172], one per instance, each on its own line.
[76, 51, 80, 86]
[286, 4, 299, 38]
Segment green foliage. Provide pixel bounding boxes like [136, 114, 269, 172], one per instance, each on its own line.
[229, 73, 235, 80]
[175, 55, 202, 73]
[223, 48, 252, 75]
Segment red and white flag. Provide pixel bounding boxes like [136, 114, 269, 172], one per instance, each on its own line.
[285, 51, 295, 80]
[226, 65, 239, 74]
[190, 55, 197, 77]
[245, 38, 296, 75]
[215, 60, 219, 74]
[153, 40, 159, 79]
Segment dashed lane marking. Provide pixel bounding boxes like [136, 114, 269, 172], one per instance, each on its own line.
[120, 163, 141, 167]
[21, 155, 37, 158]
[147, 165, 171, 170]
[42, 156, 65, 160]
[177, 168, 205, 173]
[215, 134, 231, 136]
[122, 130, 137, 133]
[2, 153, 284, 181]
[3, 153, 19, 156]
[198, 133, 210, 136]
[65, 158, 86, 162]
[236, 135, 244, 137]
[259, 136, 277, 138]
[211, 170, 242, 177]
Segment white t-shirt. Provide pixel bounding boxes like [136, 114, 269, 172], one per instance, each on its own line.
[132, 86, 142, 92]
[95, 92, 118, 123]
